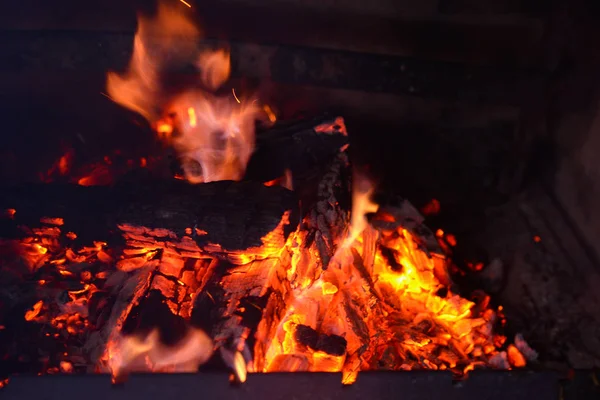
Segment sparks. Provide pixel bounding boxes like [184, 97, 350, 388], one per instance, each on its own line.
[232, 88, 241, 104]
[99, 92, 114, 101]
[263, 104, 277, 123]
[179, 0, 192, 7]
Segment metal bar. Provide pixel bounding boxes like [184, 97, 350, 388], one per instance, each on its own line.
[1, 371, 563, 400]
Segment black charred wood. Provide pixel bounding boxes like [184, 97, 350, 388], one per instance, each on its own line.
[295, 324, 347, 357]
[121, 290, 189, 346]
[295, 324, 319, 349]
[0, 180, 298, 251]
[245, 115, 348, 184]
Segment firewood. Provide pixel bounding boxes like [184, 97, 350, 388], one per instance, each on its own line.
[246, 115, 348, 184]
[0, 180, 299, 253]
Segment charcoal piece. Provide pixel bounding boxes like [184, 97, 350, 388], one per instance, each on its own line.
[315, 332, 347, 356]
[295, 324, 319, 349]
[294, 324, 347, 356]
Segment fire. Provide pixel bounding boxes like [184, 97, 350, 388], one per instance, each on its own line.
[106, 1, 260, 184]
[4, 2, 533, 385]
[107, 328, 213, 380]
[258, 171, 529, 379]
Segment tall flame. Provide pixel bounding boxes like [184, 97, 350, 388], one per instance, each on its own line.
[106, 1, 259, 183]
[342, 170, 379, 249]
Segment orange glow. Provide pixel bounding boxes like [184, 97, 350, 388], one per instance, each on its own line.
[507, 345, 526, 367]
[58, 155, 70, 175]
[41, 150, 74, 182]
[40, 217, 64, 226]
[258, 173, 521, 379]
[25, 300, 43, 321]
[446, 234, 457, 247]
[263, 169, 293, 190]
[34, 243, 48, 254]
[262, 105, 277, 123]
[421, 199, 441, 216]
[5, 208, 16, 219]
[179, 0, 192, 7]
[436, 229, 444, 237]
[156, 120, 174, 139]
[59, 361, 74, 373]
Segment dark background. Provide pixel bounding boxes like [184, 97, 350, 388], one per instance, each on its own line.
[1, 0, 600, 253]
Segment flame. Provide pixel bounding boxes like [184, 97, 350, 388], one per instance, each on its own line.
[258, 173, 523, 378]
[107, 327, 213, 379]
[106, 1, 260, 183]
[263, 169, 293, 190]
[342, 170, 379, 248]
[9, 170, 530, 380]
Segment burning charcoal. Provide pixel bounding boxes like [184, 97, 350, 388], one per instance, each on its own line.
[507, 344, 526, 367]
[266, 354, 310, 372]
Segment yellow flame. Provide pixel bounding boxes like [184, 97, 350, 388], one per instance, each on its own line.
[188, 107, 197, 127]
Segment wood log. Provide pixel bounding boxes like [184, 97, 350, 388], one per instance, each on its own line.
[0, 180, 299, 253]
[246, 115, 348, 185]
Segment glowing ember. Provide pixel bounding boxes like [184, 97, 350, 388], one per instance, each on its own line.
[24, 300, 44, 321]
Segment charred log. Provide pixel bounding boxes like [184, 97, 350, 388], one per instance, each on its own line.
[0, 180, 299, 252]
[245, 115, 348, 185]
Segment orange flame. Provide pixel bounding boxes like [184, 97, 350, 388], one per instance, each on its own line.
[342, 170, 379, 249]
[107, 328, 213, 378]
[259, 173, 520, 378]
[106, 1, 260, 184]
